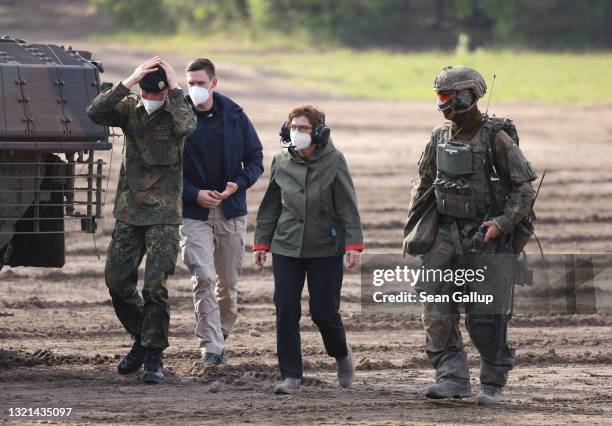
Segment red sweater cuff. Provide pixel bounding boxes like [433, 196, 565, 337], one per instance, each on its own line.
[345, 244, 364, 252]
[253, 244, 270, 252]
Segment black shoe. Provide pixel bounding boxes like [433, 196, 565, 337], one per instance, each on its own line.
[143, 349, 164, 384]
[425, 378, 472, 399]
[117, 337, 146, 375]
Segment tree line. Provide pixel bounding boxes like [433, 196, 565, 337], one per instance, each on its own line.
[90, 0, 612, 50]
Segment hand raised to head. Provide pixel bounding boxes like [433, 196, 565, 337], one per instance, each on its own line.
[158, 59, 179, 90]
[122, 56, 162, 88]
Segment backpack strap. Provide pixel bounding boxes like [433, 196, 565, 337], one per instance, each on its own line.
[483, 116, 543, 257]
[481, 117, 504, 216]
[484, 117, 513, 196]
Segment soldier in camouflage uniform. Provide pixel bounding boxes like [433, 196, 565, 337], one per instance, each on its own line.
[409, 66, 537, 405]
[87, 57, 196, 384]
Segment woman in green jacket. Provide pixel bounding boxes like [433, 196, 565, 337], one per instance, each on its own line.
[253, 105, 364, 394]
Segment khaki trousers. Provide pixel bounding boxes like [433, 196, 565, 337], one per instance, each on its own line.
[180, 207, 246, 355]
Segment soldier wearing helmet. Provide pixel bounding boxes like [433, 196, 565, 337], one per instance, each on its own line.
[433, 65, 487, 121]
[405, 65, 537, 406]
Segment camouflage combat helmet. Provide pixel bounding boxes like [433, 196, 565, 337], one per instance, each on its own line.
[433, 65, 487, 98]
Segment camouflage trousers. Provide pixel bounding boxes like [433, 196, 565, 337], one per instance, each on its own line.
[105, 221, 179, 349]
[420, 218, 517, 387]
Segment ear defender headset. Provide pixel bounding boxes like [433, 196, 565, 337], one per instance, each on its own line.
[279, 121, 331, 145]
[454, 89, 475, 111]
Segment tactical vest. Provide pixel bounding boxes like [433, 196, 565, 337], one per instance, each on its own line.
[434, 125, 507, 220]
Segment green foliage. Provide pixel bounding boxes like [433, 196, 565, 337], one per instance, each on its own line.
[484, 0, 612, 49]
[89, 0, 612, 50]
[89, 0, 172, 32]
[163, 0, 249, 32]
[90, 0, 248, 33]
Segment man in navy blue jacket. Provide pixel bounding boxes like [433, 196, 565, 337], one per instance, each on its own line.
[180, 58, 263, 365]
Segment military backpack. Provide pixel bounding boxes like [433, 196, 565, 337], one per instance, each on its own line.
[482, 115, 537, 255]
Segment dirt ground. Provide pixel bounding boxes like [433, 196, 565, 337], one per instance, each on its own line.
[2, 3, 612, 425]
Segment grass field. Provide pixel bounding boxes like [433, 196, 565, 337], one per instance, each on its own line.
[97, 32, 612, 105]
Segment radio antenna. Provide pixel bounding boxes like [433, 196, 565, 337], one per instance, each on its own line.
[484, 73, 496, 117]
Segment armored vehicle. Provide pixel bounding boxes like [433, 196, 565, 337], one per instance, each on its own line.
[0, 36, 110, 269]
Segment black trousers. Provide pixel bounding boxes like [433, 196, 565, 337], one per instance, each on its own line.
[272, 254, 348, 379]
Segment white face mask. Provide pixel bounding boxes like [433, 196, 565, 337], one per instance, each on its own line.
[290, 130, 312, 150]
[189, 80, 214, 106]
[142, 98, 164, 115]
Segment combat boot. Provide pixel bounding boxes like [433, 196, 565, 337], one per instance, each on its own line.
[476, 383, 502, 406]
[143, 348, 164, 384]
[425, 378, 472, 399]
[117, 337, 145, 375]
